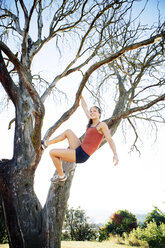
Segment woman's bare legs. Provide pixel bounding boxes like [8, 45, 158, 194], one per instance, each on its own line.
[48, 129, 81, 177]
[49, 149, 76, 176]
[46, 129, 80, 149]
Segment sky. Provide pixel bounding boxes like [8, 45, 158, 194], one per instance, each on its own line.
[0, 0, 165, 224]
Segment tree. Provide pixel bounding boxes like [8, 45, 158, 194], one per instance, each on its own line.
[99, 209, 137, 240]
[0, 201, 8, 244]
[0, 0, 165, 247]
[62, 206, 97, 241]
[145, 208, 165, 226]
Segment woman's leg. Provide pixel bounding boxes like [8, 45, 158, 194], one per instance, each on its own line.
[49, 129, 81, 177]
[46, 129, 81, 149]
[49, 148, 76, 177]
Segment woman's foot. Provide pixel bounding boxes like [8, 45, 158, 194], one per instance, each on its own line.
[41, 140, 47, 149]
[51, 174, 67, 184]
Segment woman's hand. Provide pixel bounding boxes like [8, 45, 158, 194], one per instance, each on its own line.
[113, 154, 119, 166]
[99, 122, 119, 166]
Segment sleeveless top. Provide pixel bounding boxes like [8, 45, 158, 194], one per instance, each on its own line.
[81, 124, 104, 156]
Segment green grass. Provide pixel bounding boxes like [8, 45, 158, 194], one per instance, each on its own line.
[62, 241, 137, 247]
[0, 241, 143, 248]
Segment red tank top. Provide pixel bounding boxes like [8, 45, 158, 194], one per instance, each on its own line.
[81, 125, 104, 156]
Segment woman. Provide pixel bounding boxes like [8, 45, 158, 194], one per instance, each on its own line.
[41, 95, 119, 183]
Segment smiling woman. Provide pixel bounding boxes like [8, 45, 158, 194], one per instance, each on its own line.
[41, 95, 119, 184]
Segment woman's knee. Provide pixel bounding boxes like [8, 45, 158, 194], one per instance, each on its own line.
[64, 129, 74, 138]
[49, 149, 56, 158]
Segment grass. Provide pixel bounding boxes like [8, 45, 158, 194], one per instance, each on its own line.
[0, 241, 143, 248]
[62, 241, 138, 247]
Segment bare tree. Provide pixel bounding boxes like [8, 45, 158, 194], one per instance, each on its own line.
[0, 0, 164, 248]
[93, 15, 165, 151]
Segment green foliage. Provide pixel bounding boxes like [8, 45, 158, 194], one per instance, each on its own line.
[62, 206, 98, 241]
[99, 210, 137, 241]
[0, 203, 8, 244]
[124, 221, 165, 248]
[145, 208, 165, 226]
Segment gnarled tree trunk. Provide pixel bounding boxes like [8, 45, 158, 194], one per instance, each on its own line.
[0, 160, 75, 248]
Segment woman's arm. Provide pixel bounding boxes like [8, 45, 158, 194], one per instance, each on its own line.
[99, 122, 119, 166]
[80, 95, 90, 119]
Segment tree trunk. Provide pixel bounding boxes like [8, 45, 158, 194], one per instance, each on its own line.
[0, 72, 75, 247]
[0, 160, 43, 248]
[0, 157, 75, 248]
[42, 161, 75, 248]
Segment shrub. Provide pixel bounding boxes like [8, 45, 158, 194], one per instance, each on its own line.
[99, 223, 115, 241]
[124, 221, 165, 248]
[61, 231, 71, 241]
[145, 208, 165, 226]
[110, 210, 137, 235]
[123, 229, 149, 247]
[98, 209, 137, 241]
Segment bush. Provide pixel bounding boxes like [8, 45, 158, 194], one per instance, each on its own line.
[61, 231, 71, 241]
[124, 221, 165, 248]
[62, 206, 98, 241]
[110, 210, 137, 235]
[99, 223, 115, 241]
[98, 209, 137, 241]
[145, 208, 165, 226]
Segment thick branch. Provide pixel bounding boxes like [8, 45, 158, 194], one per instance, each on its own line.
[21, 0, 39, 65]
[43, 95, 80, 140]
[0, 50, 18, 105]
[37, 0, 43, 41]
[88, 31, 165, 74]
[106, 93, 165, 127]
[0, 41, 43, 114]
[0, 42, 45, 145]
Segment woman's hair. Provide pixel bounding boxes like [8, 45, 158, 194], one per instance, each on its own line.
[87, 106, 102, 128]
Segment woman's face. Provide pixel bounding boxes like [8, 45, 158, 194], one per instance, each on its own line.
[89, 106, 101, 120]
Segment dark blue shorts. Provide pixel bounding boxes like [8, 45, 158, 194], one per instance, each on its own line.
[76, 146, 90, 164]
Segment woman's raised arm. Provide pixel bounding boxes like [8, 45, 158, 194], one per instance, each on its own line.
[80, 95, 90, 119]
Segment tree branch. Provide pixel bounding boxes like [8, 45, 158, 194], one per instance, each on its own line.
[43, 30, 165, 139]
[20, 0, 39, 65]
[37, 0, 43, 41]
[0, 7, 24, 36]
[0, 41, 44, 119]
[127, 118, 141, 155]
[0, 50, 18, 105]
[107, 93, 165, 127]
[89, 31, 165, 73]
[41, 31, 165, 104]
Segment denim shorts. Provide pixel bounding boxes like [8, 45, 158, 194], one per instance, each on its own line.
[76, 146, 90, 164]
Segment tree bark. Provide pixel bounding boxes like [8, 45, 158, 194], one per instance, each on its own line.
[0, 138, 75, 248]
[0, 160, 76, 248]
[0, 165, 42, 248]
